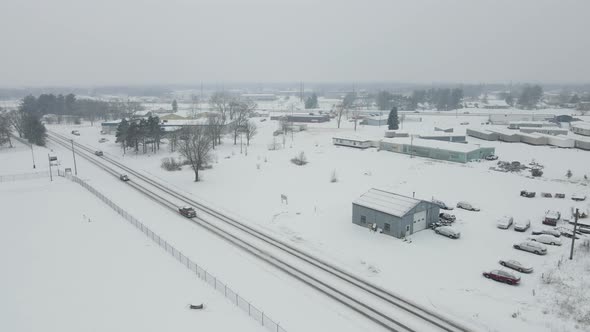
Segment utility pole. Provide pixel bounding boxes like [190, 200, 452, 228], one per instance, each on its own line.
[71, 139, 78, 175]
[48, 154, 53, 181]
[30, 143, 36, 169]
[570, 208, 579, 260]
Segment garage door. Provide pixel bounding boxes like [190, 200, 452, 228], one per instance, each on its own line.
[413, 210, 427, 232]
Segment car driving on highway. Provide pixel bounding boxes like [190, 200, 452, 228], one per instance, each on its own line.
[179, 206, 197, 218]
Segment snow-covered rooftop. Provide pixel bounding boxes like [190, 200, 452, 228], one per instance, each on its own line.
[572, 122, 590, 130]
[332, 135, 373, 142]
[353, 188, 421, 217]
[382, 137, 488, 153]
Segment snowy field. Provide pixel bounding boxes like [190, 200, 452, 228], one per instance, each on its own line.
[0, 174, 266, 332]
[3, 105, 590, 332]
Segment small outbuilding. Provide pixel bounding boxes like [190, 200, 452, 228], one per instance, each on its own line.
[352, 188, 440, 238]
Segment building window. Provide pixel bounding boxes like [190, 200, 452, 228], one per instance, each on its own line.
[384, 223, 390, 231]
[360, 216, 366, 224]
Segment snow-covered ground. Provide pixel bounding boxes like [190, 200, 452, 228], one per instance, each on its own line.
[5, 104, 590, 332]
[0, 174, 265, 332]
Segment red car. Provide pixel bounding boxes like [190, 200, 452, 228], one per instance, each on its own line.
[483, 270, 520, 285]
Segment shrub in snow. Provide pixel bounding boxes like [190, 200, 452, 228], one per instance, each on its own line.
[330, 170, 338, 183]
[161, 157, 182, 171]
[291, 151, 307, 166]
[566, 169, 573, 179]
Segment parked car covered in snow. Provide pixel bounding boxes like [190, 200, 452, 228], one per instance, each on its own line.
[439, 213, 456, 222]
[499, 260, 533, 273]
[456, 201, 479, 211]
[482, 270, 520, 285]
[531, 228, 561, 238]
[434, 226, 461, 239]
[513, 241, 547, 255]
[572, 193, 587, 201]
[529, 235, 562, 246]
[432, 199, 453, 210]
[514, 220, 531, 232]
[520, 190, 536, 198]
[497, 216, 514, 229]
[543, 210, 561, 226]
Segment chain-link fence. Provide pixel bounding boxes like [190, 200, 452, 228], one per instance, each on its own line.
[64, 174, 286, 332]
[0, 171, 50, 182]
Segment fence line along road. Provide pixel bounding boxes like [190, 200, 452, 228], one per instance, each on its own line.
[62, 173, 286, 332]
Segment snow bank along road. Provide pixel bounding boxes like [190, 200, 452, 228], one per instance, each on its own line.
[48, 131, 475, 332]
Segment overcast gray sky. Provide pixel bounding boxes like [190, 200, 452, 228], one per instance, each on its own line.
[1, 0, 589, 86]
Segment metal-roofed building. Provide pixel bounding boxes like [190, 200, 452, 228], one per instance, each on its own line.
[352, 188, 440, 238]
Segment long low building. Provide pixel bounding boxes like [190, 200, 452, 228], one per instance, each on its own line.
[332, 135, 373, 149]
[486, 128, 521, 142]
[508, 121, 557, 129]
[379, 137, 495, 163]
[520, 127, 569, 135]
[466, 128, 498, 141]
[575, 137, 590, 150]
[571, 122, 590, 137]
[519, 132, 548, 145]
[418, 133, 466, 143]
[539, 134, 575, 148]
[352, 188, 440, 238]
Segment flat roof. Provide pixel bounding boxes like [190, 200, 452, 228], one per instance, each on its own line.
[486, 128, 521, 136]
[382, 137, 488, 153]
[572, 122, 590, 130]
[353, 188, 421, 217]
[333, 135, 373, 142]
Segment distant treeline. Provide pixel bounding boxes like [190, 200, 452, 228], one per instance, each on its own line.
[18, 94, 143, 122]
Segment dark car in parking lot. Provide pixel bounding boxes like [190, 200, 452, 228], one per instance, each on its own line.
[439, 213, 456, 222]
[483, 270, 521, 285]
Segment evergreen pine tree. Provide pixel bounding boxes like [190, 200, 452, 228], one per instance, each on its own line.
[22, 113, 47, 146]
[115, 119, 129, 153]
[172, 99, 178, 112]
[387, 107, 399, 130]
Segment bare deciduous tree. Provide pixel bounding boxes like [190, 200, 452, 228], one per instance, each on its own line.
[179, 126, 213, 182]
[0, 114, 13, 147]
[231, 99, 257, 145]
[8, 110, 24, 138]
[335, 104, 345, 129]
[244, 120, 258, 146]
